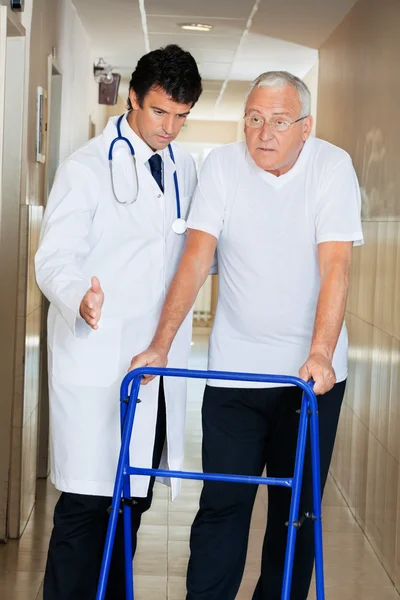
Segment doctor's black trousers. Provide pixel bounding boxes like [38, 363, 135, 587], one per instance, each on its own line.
[43, 378, 167, 600]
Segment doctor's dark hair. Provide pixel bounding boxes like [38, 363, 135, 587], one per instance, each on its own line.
[127, 44, 202, 109]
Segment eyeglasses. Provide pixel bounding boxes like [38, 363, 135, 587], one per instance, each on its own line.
[244, 114, 308, 133]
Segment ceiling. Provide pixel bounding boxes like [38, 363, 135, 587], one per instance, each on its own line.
[72, 0, 356, 120]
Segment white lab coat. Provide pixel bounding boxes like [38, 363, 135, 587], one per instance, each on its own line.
[35, 115, 197, 499]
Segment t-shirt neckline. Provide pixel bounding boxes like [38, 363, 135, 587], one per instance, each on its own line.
[247, 136, 314, 188]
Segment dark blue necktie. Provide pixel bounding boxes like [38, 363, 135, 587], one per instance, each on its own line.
[148, 154, 163, 193]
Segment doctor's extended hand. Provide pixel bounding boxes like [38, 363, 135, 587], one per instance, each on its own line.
[299, 352, 336, 396]
[128, 344, 168, 384]
[79, 276, 104, 330]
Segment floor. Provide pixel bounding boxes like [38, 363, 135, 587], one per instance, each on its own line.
[0, 335, 399, 600]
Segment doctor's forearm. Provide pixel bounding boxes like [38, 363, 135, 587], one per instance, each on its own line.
[310, 265, 349, 361]
[35, 260, 91, 335]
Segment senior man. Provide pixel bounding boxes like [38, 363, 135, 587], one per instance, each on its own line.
[130, 71, 363, 599]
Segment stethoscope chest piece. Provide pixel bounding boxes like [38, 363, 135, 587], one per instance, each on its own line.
[172, 218, 187, 235]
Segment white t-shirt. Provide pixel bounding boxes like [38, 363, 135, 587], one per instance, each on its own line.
[187, 136, 363, 388]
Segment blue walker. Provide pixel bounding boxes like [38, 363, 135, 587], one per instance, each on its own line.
[96, 367, 325, 600]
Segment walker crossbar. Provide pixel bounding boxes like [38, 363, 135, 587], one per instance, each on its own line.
[126, 467, 293, 488]
[96, 367, 325, 600]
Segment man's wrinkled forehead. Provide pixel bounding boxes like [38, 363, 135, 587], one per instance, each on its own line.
[245, 85, 302, 116]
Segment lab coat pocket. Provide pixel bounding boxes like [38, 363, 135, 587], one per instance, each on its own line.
[52, 315, 122, 388]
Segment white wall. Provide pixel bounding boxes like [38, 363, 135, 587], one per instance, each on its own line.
[55, 0, 107, 160]
[18, 0, 107, 159]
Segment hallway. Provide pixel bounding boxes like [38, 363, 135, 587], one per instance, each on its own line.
[0, 335, 398, 600]
[0, 0, 400, 598]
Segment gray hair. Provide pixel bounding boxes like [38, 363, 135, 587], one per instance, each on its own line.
[246, 71, 311, 118]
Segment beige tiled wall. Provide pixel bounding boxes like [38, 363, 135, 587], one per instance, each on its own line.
[317, 0, 400, 590]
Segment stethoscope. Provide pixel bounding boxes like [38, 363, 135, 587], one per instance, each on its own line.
[108, 114, 187, 235]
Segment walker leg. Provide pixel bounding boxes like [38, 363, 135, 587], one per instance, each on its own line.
[96, 377, 141, 600]
[120, 384, 134, 598]
[123, 485, 134, 600]
[95, 472, 124, 600]
[309, 399, 325, 600]
[281, 394, 309, 600]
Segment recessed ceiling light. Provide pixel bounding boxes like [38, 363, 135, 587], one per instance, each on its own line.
[179, 23, 213, 32]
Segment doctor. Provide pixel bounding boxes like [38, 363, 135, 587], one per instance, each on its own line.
[35, 44, 202, 600]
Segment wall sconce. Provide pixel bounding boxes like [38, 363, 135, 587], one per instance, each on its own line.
[10, 0, 25, 10]
[94, 58, 114, 85]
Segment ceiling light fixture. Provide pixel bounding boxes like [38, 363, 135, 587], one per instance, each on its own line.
[179, 23, 213, 32]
